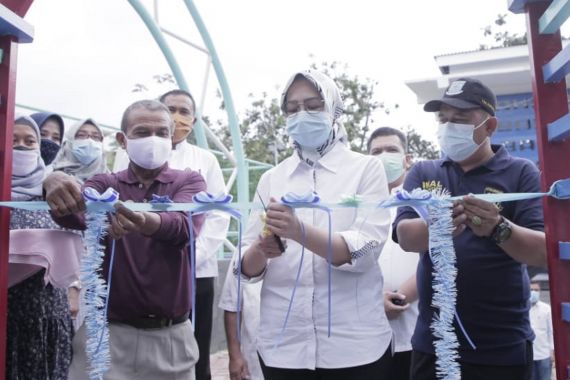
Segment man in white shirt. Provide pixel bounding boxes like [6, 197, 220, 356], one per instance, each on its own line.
[368, 126, 419, 380]
[218, 259, 263, 380]
[114, 90, 230, 380]
[529, 279, 554, 380]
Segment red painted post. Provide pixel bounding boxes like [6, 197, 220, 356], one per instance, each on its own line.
[526, 2, 570, 379]
[0, 37, 17, 380]
[0, 4, 34, 377]
[0, 0, 34, 17]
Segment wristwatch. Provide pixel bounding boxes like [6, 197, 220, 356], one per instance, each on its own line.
[491, 216, 512, 244]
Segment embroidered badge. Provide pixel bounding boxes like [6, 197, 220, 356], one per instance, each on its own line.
[446, 80, 466, 96]
[422, 180, 443, 192]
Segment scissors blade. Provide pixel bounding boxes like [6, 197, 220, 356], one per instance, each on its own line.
[257, 190, 268, 211]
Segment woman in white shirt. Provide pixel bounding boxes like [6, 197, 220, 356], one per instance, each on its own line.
[240, 70, 393, 380]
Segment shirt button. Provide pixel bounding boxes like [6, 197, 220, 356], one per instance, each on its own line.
[138, 184, 143, 189]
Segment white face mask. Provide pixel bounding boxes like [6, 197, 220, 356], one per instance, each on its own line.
[437, 118, 489, 162]
[376, 152, 406, 184]
[12, 149, 40, 176]
[125, 136, 171, 170]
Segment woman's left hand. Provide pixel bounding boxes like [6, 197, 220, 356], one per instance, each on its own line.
[265, 197, 302, 242]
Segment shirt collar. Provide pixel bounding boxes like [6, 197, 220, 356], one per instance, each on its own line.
[286, 143, 347, 177]
[440, 145, 511, 171]
[173, 140, 189, 151]
[117, 163, 177, 184]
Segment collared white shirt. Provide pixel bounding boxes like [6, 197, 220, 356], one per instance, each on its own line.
[240, 143, 392, 369]
[219, 260, 263, 380]
[378, 186, 419, 352]
[530, 300, 553, 360]
[114, 141, 230, 278]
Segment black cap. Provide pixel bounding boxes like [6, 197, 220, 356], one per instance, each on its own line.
[424, 77, 496, 116]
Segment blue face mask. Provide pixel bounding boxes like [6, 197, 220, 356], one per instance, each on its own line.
[286, 111, 332, 149]
[72, 139, 103, 165]
[530, 290, 540, 304]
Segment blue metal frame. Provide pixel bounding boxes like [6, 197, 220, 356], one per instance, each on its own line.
[127, 0, 249, 210]
[0, 3, 33, 43]
[542, 43, 570, 82]
[539, 0, 570, 34]
[547, 112, 570, 141]
[127, 0, 208, 148]
[560, 242, 570, 260]
[183, 0, 249, 210]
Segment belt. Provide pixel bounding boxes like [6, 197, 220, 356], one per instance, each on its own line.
[111, 312, 190, 330]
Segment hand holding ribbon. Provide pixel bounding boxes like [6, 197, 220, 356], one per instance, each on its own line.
[45, 171, 86, 217]
[264, 196, 303, 242]
[108, 202, 149, 240]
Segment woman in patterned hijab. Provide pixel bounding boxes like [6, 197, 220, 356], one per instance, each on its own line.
[280, 70, 348, 166]
[239, 70, 392, 379]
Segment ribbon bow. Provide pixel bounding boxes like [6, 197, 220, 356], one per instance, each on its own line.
[193, 191, 233, 204]
[338, 194, 363, 207]
[379, 188, 433, 221]
[83, 187, 119, 213]
[150, 194, 174, 203]
[281, 191, 320, 204]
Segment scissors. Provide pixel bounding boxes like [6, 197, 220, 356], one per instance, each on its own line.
[257, 190, 286, 253]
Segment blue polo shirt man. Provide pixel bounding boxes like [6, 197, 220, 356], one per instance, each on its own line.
[394, 78, 546, 380]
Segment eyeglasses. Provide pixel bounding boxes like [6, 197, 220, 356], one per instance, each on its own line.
[283, 97, 325, 116]
[75, 131, 103, 142]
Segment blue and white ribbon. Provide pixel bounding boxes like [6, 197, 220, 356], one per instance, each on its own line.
[187, 191, 242, 337]
[81, 187, 118, 380]
[280, 191, 334, 338]
[426, 191, 460, 380]
[1, 178, 570, 380]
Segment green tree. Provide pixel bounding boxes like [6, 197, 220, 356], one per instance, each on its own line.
[309, 60, 399, 153]
[405, 126, 439, 160]
[238, 93, 291, 164]
[479, 14, 527, 50]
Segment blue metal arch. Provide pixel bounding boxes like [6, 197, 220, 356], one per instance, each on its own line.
[127, 0, 248, 206]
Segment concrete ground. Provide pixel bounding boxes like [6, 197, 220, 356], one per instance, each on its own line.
[210, 350, 230, 380]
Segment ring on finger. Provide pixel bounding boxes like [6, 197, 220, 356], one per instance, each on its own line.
[471, 215, 482, 226]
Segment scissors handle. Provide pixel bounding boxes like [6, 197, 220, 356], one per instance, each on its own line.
[274, 235, 286, 253]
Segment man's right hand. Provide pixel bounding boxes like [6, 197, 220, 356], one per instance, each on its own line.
[228, 353, 251, 380]
[43, 171, 85, 217]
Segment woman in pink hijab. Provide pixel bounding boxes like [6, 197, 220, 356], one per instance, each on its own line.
[7, 115, 73, 379]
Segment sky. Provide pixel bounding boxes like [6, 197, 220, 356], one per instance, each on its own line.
[15, 0, 535, 147]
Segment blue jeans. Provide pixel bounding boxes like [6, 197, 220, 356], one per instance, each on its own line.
[532, 358, 551, 380]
